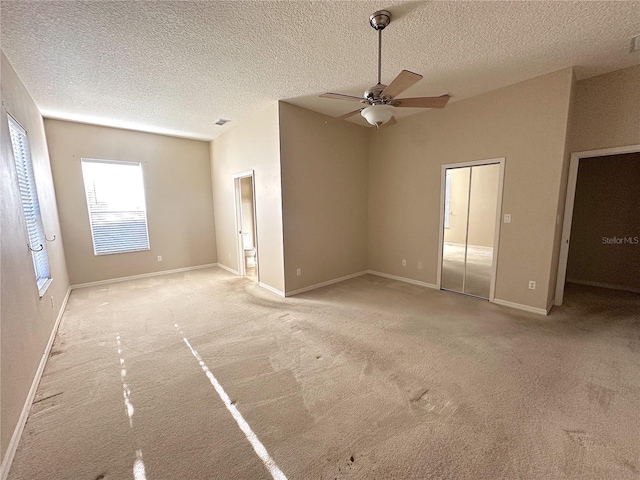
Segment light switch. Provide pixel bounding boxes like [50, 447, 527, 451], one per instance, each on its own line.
[504, 214, 511, 223]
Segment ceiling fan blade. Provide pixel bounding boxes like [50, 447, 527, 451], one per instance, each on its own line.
[381, 70, 423, 99]
[392, 95, 451, 108]
[379, 116, 397, 128]
[320, 92, 364, 102]
[337, 108, 364, 120]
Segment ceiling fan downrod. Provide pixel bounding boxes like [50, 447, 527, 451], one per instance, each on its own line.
[369, 10, 391, 86]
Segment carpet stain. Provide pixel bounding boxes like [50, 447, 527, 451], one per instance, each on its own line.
[619, 458, 638, 473]
[411, 388, 430, 403]
[32, 392, 63, 404]
[563, 430, 590, 475]
[565, 430, 594, 448]
[586, 382, 616, 412]
[245, 295, 283, 310]
[358, 358, 373, 380]
[409, 387, 459, 419]
[30, 391, 63, 415]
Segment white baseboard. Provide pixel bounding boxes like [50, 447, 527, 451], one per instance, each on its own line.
[258, 282, 285, 297]
[70, 263, 219, 289]
[492, 298, 549, 316]
[366, 270, 439, 290]
[546, 298, 555, 315]
[216, 263, 239, 275]
[285, 271, 368, 297]
[1, 286, 71, 480]
[367, 270, 549, 316]
[566, 278, 640, 294]
[217, 263, 282, 296]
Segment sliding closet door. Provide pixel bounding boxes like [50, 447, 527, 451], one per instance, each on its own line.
[464, 164, 500, 298]
[441, 167, 471, 293]
[441, 163, 500, 299]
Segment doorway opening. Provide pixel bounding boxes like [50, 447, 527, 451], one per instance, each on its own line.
[233, 171, 258, 281]
[555, 145, 640, 305]
[438, 159, 505, 300]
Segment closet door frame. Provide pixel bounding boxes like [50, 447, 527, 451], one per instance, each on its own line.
[436, 157, 506, 302]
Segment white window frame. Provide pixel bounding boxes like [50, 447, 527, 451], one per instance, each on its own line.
[81, 158, 151, 256]
[8, 114, 52, 297]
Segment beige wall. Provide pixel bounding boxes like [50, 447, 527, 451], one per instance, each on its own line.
[547, 71, 577, 307]
[44, 119, 216, 285]
[1, 53, 70, 465]
[570, 65, 640, 153]
[211, 103, 285, 293]
[369, 68, 574, 310]
[278, 103, 369, 292]
[552, 65, 639, 304]
[567, 153, 640, 291]
[445, 164, 500, 248]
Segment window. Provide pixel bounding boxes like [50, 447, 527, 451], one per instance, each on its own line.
[8, 115, 52, 295]
[81, 159, 150, 255]
[444, 170, 452, 229]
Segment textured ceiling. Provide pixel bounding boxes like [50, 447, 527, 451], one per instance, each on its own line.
[1, 1, 639, 140]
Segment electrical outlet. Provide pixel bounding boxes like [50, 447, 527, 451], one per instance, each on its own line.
[296, 268, 301, 276]
[417, 262, 422, 269]
[50, 296, 54, 308]
[402, 259, 406, 267]
[504, 214, 511, 223]
[157, 255, 162, 262]
[528, 280, 536, 290]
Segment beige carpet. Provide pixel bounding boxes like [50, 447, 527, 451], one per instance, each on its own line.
[441, 243, 494, 298]
[8, 268, 640, 479]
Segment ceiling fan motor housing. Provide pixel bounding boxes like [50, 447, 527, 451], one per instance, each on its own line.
[364, 83, 388, 103]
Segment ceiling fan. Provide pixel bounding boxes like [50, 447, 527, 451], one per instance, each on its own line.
[321, 10, 450, 128]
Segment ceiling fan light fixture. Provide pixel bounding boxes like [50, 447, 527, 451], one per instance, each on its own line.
[361, 104, 394, 127]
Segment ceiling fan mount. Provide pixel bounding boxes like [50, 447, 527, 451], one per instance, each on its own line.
[320, 9, 450, 127]
[369, 10, 391, 31]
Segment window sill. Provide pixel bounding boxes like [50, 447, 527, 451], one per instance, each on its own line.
[38, 278, 53, 298]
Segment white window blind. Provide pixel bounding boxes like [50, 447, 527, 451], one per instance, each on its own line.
[8, 115, 52, 294]
[444, 170, 452, 229]
[81, 159, 150, 256]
